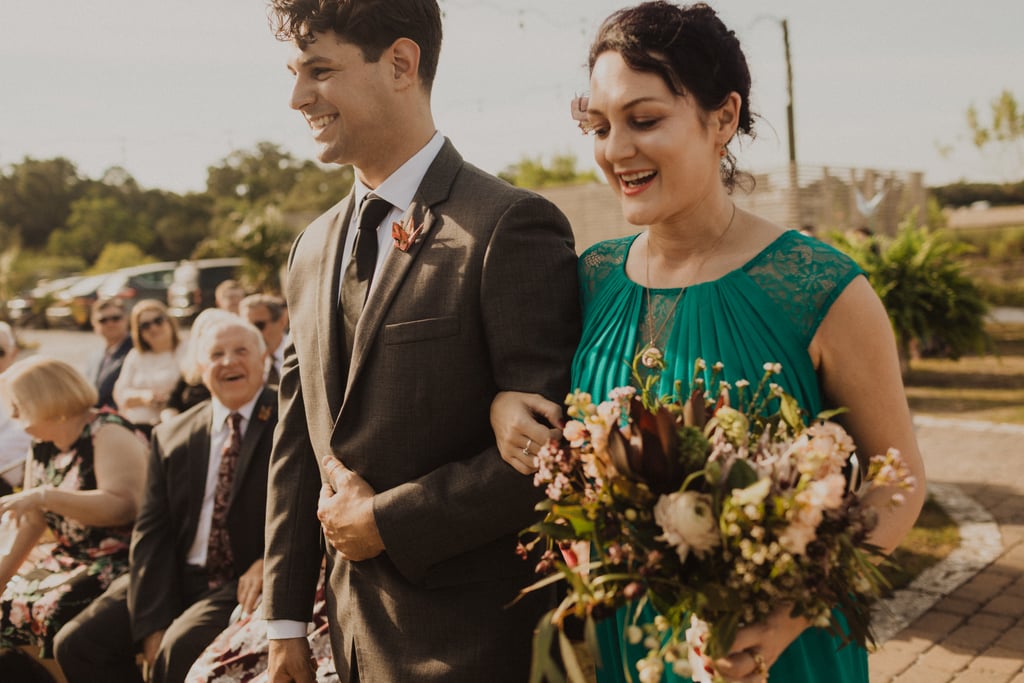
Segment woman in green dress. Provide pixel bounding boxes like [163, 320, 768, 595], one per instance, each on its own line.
[490, 3, 925, 682]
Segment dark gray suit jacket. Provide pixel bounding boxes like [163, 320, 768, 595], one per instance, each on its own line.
[264, 140, 580, 681]
[129, 387, 277, 641]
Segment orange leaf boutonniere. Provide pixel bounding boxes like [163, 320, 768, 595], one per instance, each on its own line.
[392, 215, 426, 252]
[257, 405, 273, 422]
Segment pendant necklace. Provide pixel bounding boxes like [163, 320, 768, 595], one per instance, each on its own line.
[642, 203, 738, 358]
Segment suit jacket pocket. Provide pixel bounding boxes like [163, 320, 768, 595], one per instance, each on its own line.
[383, 316, 459, 345]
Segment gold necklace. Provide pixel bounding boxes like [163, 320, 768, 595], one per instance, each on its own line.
[642, 203, 737, 357]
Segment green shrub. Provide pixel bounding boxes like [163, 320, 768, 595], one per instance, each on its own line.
[833, 214, 991, 367]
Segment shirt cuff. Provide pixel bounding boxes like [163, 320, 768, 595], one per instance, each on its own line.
[266, 619, 309, 640]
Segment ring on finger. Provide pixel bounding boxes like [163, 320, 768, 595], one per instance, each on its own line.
[750, 649, 768, 676]
[522, 438, 534, 457]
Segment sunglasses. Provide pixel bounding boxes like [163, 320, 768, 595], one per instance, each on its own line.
[0, 347, 5, 358]
[251, 320, 269, 331]
[138, 315, 166, 333]
[97, 315, 124, 324]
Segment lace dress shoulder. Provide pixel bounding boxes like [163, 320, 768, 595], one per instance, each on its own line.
[744, 232, 864, 345]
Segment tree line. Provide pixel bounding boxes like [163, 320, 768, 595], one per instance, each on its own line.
[0, 143, 354, 297]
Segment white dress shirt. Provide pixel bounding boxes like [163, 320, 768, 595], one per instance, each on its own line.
[336, 130, 446, 303]
[185, 394, 259, 567]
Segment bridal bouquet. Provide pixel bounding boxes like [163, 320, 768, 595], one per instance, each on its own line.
[519, 351, 916, 683]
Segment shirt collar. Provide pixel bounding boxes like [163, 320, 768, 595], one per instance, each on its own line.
[352, 130, 444, 215]
[210, 392, 260, 433]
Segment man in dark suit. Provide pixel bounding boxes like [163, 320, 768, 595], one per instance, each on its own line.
[88, 298, 133, 410]
[54, 319, 277, 683]
[263, 1, 580, 681]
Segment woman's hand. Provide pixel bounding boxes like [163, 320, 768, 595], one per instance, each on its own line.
[490, 391, 564, 475]
[709, 604, 810, 682]
[0, 487, 48, 526]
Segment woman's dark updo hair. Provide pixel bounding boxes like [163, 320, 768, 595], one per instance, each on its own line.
[589, 1, 755, 192]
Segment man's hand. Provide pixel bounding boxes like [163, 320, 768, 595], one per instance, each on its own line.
[141, 629, 166, 668]
[268, 637, 316, 683]
[237, 559, 264, 616]
[317, 456, 384, 561]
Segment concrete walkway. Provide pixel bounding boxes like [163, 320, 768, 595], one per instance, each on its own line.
[869, 416, 1024, 682]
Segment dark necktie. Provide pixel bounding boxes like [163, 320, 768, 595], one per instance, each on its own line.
[341, 195, 391, 359]
[206, 411, 243, 589]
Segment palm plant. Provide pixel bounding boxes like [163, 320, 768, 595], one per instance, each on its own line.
[832, 215, 990, 376]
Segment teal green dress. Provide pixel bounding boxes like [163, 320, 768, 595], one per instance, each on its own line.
[574, 230, 870, 683]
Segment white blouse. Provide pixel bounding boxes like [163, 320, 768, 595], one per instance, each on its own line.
[112, 347, 184, 426]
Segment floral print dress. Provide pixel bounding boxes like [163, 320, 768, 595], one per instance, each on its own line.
[185, 569, 338, 683]
[0, 412, 138, 658]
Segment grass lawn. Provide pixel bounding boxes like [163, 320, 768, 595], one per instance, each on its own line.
[881, 496, 959, 591]
[904, 321, 1024, 424]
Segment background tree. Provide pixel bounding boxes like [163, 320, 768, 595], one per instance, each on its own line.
[91, 243, 157, 274]
[0, 157, 84, 249]
[965, 89, 1024, 180]
[498, 153, 599, 188]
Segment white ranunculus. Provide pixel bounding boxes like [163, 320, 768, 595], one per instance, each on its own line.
[654, 491, 720, 563]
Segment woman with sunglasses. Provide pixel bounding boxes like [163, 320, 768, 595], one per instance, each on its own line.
[113, 300, 185, 437]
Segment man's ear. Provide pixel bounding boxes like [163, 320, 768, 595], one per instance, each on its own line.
[388, 37, 422, 90]
[714, 91, 742, 146]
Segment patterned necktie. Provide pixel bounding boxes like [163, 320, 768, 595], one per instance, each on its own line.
[206, 411, 242, 589]
[341, 195, 391, 360]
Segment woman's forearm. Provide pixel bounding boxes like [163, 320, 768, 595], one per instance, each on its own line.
[0, 518, 46, 590]
[40, 486, 138, 528]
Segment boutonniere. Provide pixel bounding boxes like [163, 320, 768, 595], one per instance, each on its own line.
[392, 215, 426, 252]
[257, 405, 273, 422]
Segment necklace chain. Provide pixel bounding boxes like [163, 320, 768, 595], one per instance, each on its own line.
[643, 203, 738, 354]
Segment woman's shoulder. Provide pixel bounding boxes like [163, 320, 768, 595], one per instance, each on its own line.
[580, 234, 636, 266]
[744, 230, 865, 342]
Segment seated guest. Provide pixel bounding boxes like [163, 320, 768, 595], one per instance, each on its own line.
[55, 318, 276, 683]
[239, 294, 289, 387]
[0, 357, 147, 662]
[86, 298, 133, 410]
[214, 280, 245, 314]
[0, 323, 31, 496]
[163, 308, 238, 421]
[113, 300, 185, 437]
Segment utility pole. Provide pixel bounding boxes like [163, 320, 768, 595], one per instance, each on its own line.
[782, 18, 796, 164]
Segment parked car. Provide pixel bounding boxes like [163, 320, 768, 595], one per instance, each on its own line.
[166, 257, 243, 325]
[44, 272, 114, 329]
[95, 261, 177, 315]
[5, 275, 84, 328]
[45, 262, 177, 329]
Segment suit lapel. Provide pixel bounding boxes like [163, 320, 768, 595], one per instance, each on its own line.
[228, 390, 272, 509]
[317, 195, 357, 418]
[343, 141, 462, 402]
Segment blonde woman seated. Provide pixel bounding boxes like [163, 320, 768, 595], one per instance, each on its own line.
[0, 357, 147, 661]
[113, 300, 185, 437]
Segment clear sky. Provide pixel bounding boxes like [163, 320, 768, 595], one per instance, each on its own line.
[1, 0, 1020, 195]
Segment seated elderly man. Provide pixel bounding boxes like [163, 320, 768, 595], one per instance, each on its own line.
[54, 317, 276, 683]
[0, 322, 30, 495]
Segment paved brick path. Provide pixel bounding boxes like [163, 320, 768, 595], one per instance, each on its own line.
[869, 417, 1024, 683]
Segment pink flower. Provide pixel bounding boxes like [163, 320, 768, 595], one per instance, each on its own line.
[570, 95, 592, 134]
[8, 600, 31, 628]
